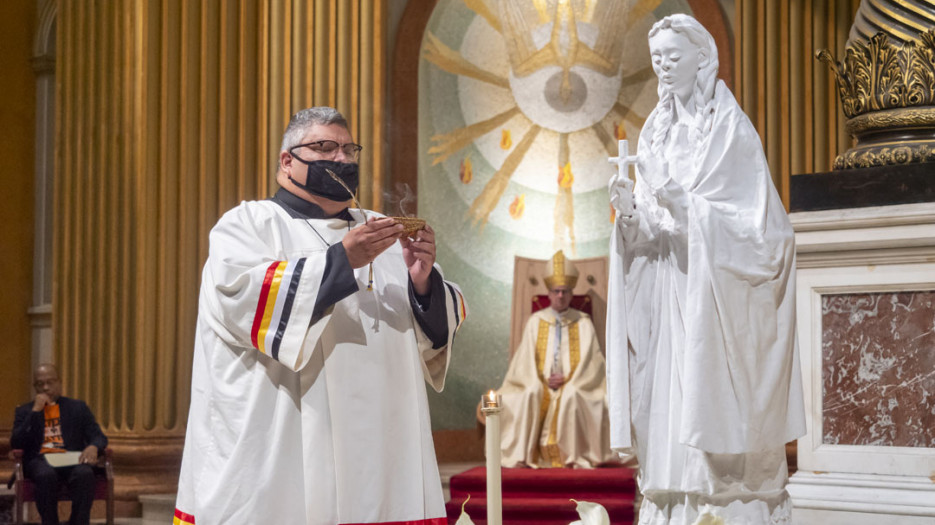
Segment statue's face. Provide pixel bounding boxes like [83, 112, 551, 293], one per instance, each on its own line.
[649, 28, 704, 102]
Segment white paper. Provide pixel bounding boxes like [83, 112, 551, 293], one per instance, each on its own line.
[43, 451, 81, 468]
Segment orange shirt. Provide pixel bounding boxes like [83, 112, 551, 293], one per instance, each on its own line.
[40, 403, 65, 453]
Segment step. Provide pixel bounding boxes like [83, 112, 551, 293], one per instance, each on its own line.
[139, 493, 176, 525]
[449, 466, 636, 498]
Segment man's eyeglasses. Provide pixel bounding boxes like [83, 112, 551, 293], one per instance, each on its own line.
[291, 140, 363, 161]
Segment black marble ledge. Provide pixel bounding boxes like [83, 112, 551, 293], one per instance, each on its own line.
[790, 163, 935, 212]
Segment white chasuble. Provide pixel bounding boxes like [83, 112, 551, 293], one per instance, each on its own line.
[606, 81, 805, 524]
[497, 308, 615, 468]
[175, 199, 467, 525]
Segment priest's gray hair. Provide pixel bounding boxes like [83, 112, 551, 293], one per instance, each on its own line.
[280, 107, 349, 153]
[647, 14, 719, 156]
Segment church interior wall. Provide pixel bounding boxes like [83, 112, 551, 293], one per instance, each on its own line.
[0, 0, 38, 470]
[1, 0, 922, 518]
[407, 1, 858, 467]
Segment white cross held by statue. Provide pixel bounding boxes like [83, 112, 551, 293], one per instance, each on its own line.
[607, 139, 639, 218]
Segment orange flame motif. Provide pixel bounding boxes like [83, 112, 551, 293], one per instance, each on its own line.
[509, 194, 525, 219]
[558, 162, 574, 189]
[460, 157, 473, 184]
[500, 129, 513, 150]
[610, 203, 616, 223]
[614, 122, 627, 140]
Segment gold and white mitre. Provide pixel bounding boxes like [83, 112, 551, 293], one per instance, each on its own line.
[543, 250, 579, 290]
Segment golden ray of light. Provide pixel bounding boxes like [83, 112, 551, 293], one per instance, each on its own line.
[428, 107, 521, 165]
[558, 133, 570, 175]
[468, 124, 542, 228]
[554, 133, 576, 255]
[574, 46, 617, 76]
[423, 32, 509, 88]
[612, 102, 647, 130]
[532, 0, 550, 23]
[626, 0, 664, 30]
[619, 66, 655, 88]
[462, 0, 502, 33]
[512, 38, 559, 76]
[589, 0, 628, 73]
[591, 122, 618, 156]
[582, 0, 597, 23]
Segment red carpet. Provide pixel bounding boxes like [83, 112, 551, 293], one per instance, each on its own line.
[446, 466, 636, 525]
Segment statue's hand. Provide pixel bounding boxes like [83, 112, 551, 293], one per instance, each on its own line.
[609, 172, 636, 219]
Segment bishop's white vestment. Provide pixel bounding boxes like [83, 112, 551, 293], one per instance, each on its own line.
[497, 308, 616, 468]
[174, 189, 467, 525]
[606, 81, 805, 524]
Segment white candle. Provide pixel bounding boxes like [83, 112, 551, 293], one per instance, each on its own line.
[481, 390, 502, 525]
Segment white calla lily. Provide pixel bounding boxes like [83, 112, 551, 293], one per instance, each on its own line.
[568, 499, 610, 525]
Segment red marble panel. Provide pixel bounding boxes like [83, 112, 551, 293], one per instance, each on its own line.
[822, 291, 935, 447]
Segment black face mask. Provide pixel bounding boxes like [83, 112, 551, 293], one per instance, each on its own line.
[288, 158, 360, 202]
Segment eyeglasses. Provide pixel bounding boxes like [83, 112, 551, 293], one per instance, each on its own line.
[290, 140, 363, 161]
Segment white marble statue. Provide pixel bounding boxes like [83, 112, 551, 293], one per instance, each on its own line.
[605, 14, 806, 524]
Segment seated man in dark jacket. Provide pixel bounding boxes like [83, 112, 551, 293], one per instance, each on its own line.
[11, 363, 108, 525]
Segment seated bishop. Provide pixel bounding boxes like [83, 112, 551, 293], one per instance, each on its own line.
[495, 251, 616, 468]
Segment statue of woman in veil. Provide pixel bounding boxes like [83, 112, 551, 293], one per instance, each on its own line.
[606, 14, 806, 524]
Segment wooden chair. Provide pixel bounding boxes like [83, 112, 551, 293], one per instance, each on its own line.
[509, 254, 609, 357]
[477, 254, 609, 424]
[9, 448, 114, 525]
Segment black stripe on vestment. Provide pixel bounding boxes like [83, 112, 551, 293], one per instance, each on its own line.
[271, 257, 306, 361]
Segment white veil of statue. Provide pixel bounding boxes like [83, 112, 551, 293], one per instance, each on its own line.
[606, 13, 805, 524]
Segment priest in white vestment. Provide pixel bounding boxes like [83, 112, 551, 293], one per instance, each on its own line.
[495, 251, 616, 469]
[605, 15, 805, 524]
[174, 107, 468, 525]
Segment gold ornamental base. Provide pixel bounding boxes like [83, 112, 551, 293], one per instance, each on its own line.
[834, 106, 935, 170]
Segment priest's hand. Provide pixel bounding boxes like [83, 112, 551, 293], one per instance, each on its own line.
[342, 217, 403, 269]
[79, 445, 98, 465]
[548, 372, 565, 390]
[400, 224, 436, 296]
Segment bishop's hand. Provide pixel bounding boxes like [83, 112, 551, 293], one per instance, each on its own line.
[400, 224, 436, 296]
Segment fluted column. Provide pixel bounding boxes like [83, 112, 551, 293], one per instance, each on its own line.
[54, 0, 386, 504]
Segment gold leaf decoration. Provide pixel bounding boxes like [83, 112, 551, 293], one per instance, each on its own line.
[818, 29, 935, 119]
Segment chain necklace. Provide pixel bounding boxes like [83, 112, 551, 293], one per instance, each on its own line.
[304, 216, 374, 291]
[304, 219, 340, 247]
